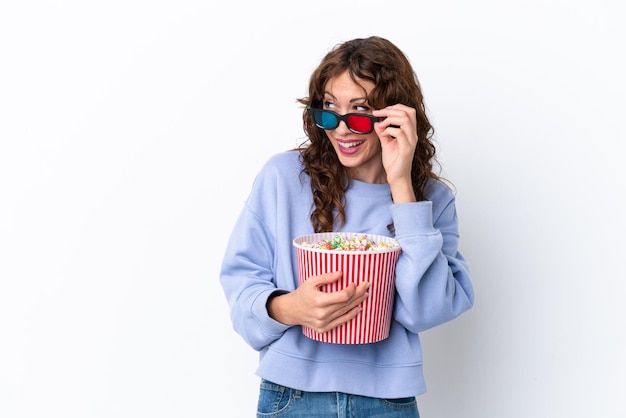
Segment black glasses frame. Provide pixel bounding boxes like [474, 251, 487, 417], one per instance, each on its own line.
[306, 107, 385, 134]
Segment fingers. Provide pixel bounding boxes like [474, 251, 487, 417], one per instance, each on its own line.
[316, 304, 364, 334]
[308, 272, 369, 305]
[308, 293, 369, 334]
[373, 104, 418, 144]
[310, 270, 342, 286]
[301, 271, 371, 334]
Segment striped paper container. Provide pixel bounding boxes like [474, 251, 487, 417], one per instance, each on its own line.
[293, 232, 401, 344]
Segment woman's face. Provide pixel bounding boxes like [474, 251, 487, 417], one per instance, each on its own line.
[322, 71, 386, 184]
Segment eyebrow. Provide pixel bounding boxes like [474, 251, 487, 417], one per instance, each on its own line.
[323, 91, 368, 103]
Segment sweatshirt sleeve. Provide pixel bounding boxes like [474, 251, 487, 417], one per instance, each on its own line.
[390, 183, 475, 333]
[218, 164, 292, 351]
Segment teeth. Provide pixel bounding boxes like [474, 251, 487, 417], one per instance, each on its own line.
[340, 141, 364, 149]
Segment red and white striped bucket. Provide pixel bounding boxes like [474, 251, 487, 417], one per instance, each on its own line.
[293, 232, 401, 344]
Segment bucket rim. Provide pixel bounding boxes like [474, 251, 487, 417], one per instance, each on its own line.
[292, 232, 401, 255]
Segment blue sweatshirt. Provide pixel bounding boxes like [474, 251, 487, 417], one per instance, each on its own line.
[219, 150, 474, 398]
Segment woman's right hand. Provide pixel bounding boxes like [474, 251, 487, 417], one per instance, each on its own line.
[267, 271, 370, 334]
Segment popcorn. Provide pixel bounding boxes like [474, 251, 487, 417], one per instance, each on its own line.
[300, 233, 399, 251]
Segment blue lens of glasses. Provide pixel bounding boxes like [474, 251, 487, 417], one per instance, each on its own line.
[316, 111, 339, 129]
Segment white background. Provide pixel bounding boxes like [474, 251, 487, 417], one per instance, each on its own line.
[1, 1, 625, 417]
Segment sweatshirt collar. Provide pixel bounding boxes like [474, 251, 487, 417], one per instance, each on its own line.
[347, 179, 391, 197]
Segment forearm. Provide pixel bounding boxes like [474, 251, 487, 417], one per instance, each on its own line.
[266, 290, 295, 325]
[389, 179, 416, 204]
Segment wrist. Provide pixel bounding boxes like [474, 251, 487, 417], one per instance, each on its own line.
[266, 290, 289, 322]
[389, 181, 416, 203]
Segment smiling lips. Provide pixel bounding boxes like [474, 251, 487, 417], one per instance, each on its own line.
[337, 139, 365, 150]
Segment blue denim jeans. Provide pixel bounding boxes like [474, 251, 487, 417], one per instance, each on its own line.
[257, 379, 420, 417]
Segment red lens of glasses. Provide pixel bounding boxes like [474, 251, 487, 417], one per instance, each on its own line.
[346, 114, 373, 133]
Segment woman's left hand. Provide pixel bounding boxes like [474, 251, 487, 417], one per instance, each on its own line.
[373, 104, 418, 202]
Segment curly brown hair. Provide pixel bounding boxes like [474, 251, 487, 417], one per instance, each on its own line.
[297, 36, 440, 233]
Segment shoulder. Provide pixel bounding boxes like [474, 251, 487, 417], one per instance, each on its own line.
[249, 150, 306, 197]
[425, 178, 455, 204]
[245, 150, 308, 215]
[424, 178, 460, 225]
[259, 150, 303, 177]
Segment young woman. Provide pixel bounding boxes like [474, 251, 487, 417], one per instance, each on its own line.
[219, 36, 475, 417]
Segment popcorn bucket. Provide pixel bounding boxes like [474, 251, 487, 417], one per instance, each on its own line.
[293, 232, 401, 344]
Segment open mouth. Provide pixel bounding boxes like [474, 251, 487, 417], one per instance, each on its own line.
[338, 140, 365, 149]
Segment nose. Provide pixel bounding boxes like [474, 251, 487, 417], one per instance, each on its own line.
[334, 119, 352, 134]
